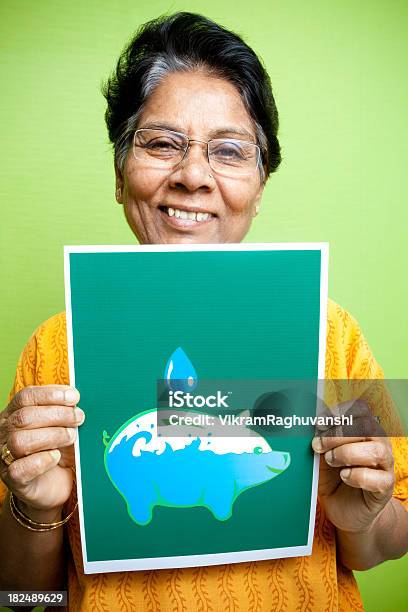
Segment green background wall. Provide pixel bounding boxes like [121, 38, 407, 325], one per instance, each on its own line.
[0, 1, 407, 610]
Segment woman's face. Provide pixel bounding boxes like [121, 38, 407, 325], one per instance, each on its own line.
[116, 70, 264, 244]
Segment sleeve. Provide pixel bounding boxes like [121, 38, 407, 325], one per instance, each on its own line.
[0, 331, 39, 511]
[392, 437, 408, 511]
[1, 312, 68, 513]
[336, 302, 408, 512]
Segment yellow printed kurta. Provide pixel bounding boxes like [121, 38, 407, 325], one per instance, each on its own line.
[1, 299, 407, 611]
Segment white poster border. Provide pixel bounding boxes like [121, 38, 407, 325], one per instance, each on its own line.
[64, 242, 329, 574]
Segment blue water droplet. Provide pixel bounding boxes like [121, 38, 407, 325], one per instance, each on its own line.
[164, 347, 198, 391]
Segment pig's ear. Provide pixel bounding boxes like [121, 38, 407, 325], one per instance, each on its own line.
[239, 409, 251, 419]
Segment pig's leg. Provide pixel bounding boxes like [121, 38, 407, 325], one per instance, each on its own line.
[127, 481, 158, 526]
[204, 482, 235, 521]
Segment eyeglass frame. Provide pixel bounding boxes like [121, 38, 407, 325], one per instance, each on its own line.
[132, 128, 263, 177]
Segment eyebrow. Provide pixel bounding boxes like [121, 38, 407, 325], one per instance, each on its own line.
[139, 121, 256, 142]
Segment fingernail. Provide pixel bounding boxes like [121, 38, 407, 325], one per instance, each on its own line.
[65, 389, 79, 404]
[325, 450, 334, 465]
[50, 449, 60, 461]
[341, 468, 351, 479]
[74, 408, 85, 424]
[312, 437, 323, 452]
[67, 427, 77, 442]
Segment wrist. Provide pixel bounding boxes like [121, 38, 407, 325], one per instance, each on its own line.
[335, 498, 406, 570]
[337, 499, 392, 536]
[14, 496, 64, 524]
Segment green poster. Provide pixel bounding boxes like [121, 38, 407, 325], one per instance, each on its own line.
[65, 243, 328, 573]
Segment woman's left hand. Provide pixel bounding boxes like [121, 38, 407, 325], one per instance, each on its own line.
[312, 403, 395, 533]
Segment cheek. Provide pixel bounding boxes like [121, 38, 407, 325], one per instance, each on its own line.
[124, 166, 162, 203]
[221, 180, 260, 214]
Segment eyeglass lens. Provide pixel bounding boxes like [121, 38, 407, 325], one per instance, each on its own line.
[133, 129, 260, 176]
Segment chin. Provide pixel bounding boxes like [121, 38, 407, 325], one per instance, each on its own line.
[163, 234, 216, 245]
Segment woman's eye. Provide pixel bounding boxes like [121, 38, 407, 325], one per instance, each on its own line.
[145, 138, 181, 151]
[212, 143, 246, 161]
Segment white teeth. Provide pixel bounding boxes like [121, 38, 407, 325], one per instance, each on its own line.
[164, 207, 212, 221]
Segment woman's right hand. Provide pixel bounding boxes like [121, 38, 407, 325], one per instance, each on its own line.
[0, 385, 84, 517]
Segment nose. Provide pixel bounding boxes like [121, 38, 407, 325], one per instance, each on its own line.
[168, 141, 214, 192]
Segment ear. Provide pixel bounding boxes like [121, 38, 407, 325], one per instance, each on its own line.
[114, 162, 124, 204]
[253, 182, 264, 217]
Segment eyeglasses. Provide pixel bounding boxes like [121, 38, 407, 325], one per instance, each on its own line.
[132, 128, 261, 178]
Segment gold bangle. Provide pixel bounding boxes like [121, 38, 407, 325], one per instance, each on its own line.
[9, 493, 78, 532]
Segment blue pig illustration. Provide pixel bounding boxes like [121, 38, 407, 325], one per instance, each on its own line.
[104, 409, 290, 525]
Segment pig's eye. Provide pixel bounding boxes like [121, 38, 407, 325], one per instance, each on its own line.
[253, 446, 263, 454]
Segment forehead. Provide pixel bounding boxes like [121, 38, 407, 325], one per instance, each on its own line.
[137, 70, 256, 139]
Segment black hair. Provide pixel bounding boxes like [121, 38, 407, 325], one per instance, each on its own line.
[102, 12, 281, 179]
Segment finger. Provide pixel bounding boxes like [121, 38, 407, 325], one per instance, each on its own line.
[339, 466, 395, 494]
[6, 386, 80, 414]
[7, 427, 77, 459]
[2, 449, 61, 487]
[316, 400, 371, 429]
[318, 415, 385, 440]
[3, 405, 85, 432]
[347, 416, 385, 437]
[312, 435, 368, 453]
[324, 440, 394, 470]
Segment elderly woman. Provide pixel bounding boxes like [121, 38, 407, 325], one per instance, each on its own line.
[0, 12, 407, 612]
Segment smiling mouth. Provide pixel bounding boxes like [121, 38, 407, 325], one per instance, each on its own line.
[159, 205, 216, 223]
[266, 466, 284, 474]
